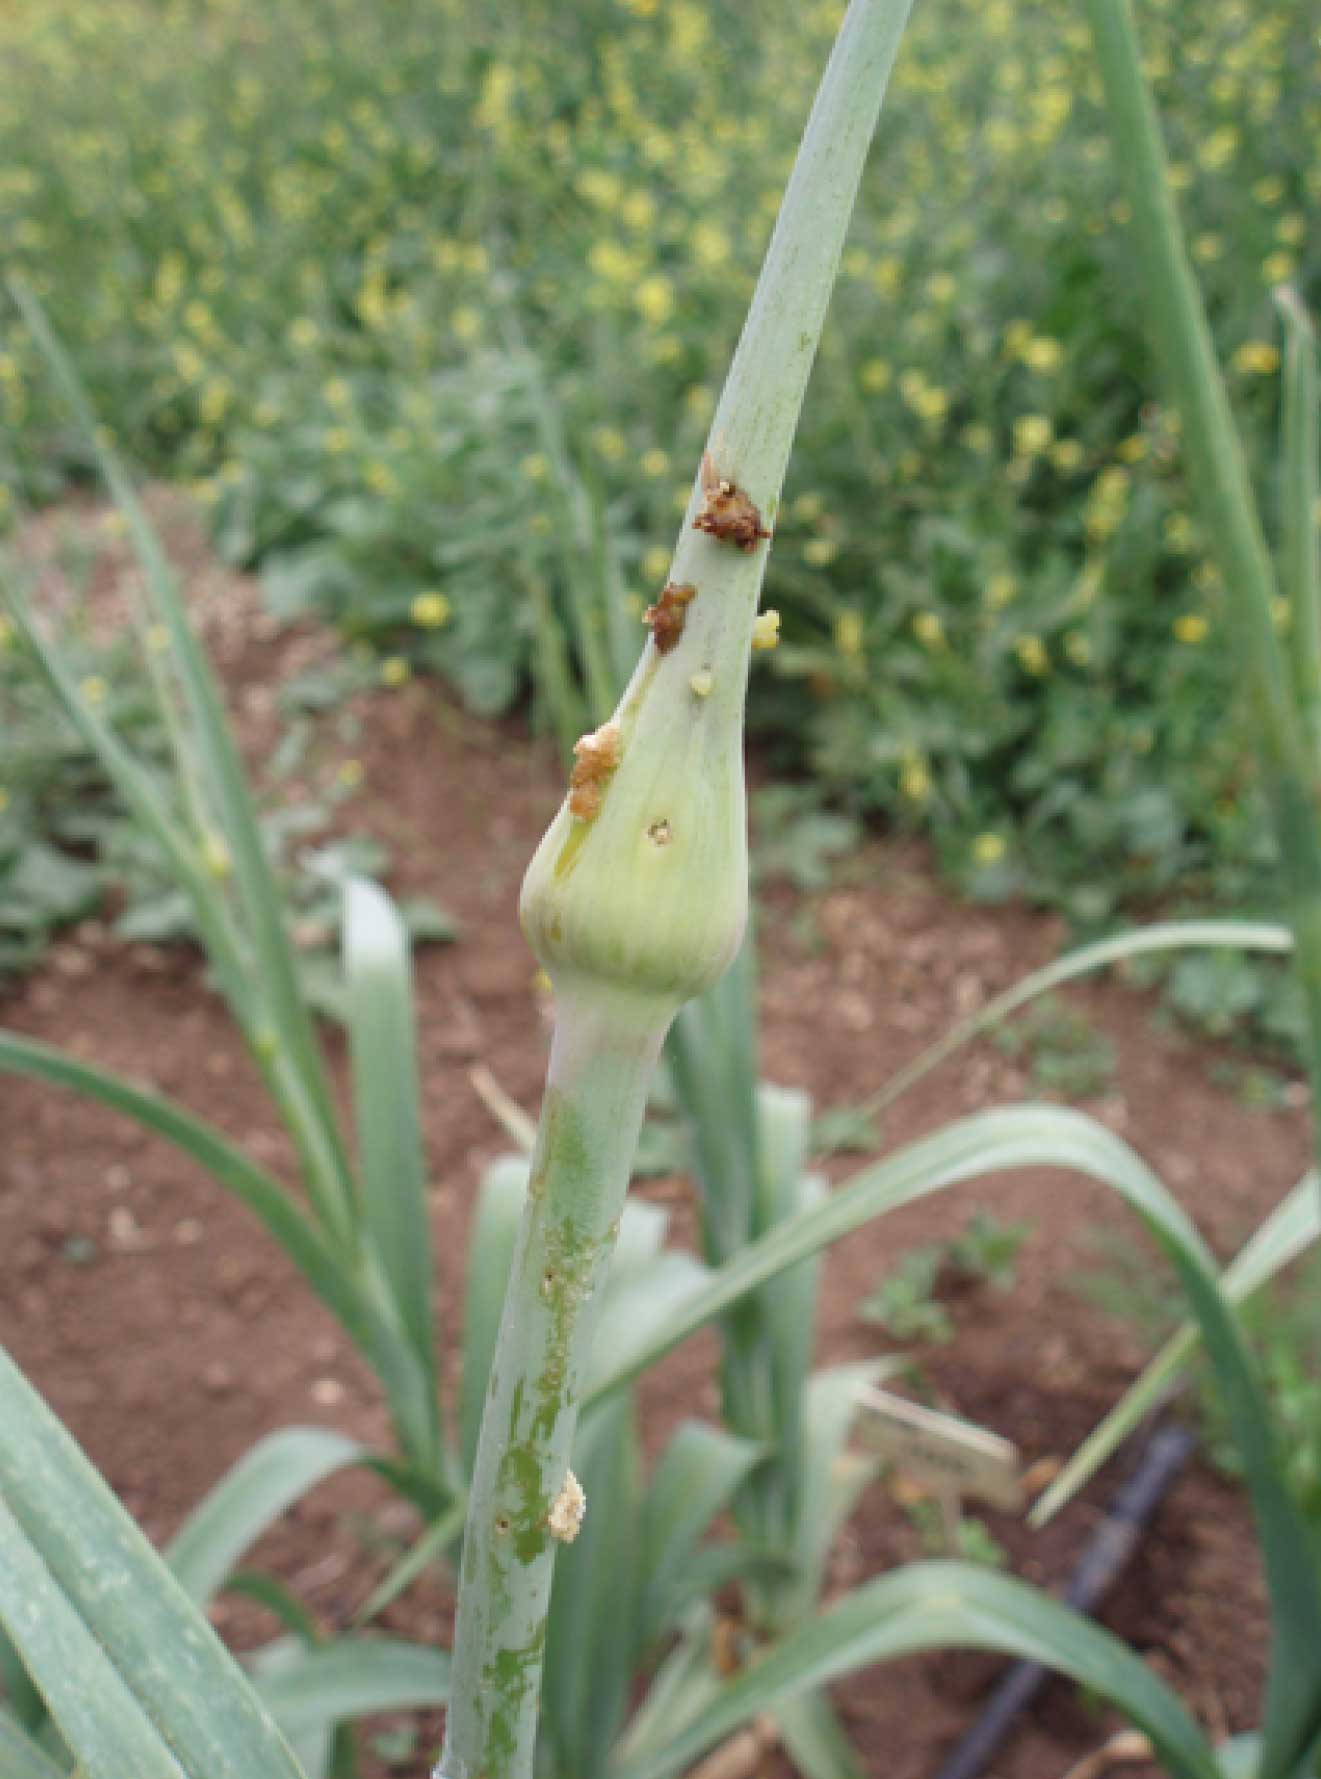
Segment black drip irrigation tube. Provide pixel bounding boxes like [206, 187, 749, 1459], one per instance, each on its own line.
[930, 1419, 1197, 1779]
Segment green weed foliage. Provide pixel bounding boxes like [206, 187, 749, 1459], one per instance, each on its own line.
[1, 0, 1316, 928]
[0, 600, 152, 973]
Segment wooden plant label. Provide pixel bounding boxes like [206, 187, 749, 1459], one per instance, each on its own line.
[857, 1387, 1023, 1512]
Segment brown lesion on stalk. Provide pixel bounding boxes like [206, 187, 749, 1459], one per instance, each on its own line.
[643, 580, 697, 653]
[694, 452, 771, 552]
[567, 721, 622, 822]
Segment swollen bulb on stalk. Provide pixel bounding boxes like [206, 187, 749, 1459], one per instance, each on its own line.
[518, 656, 749, 1014]
[519, 469, 778, 1017]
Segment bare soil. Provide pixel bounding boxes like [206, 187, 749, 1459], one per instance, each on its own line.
[1, 496, 1308, 1779]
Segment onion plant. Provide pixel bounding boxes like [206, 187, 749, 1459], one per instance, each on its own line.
[3, 2, 1321, 1778]
[0, 306, 456, 1518]
[439, 0, 920, 1767]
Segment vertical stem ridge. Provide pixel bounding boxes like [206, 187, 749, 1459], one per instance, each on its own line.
[439, 988, 672, 1779]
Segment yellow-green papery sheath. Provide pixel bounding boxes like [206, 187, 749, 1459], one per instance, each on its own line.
[438, 4, 918, 1776]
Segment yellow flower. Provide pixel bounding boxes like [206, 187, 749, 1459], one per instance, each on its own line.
[380, 656, 411, 687]
[640, 448, 669, 478]
[1193, 233, 1225, 263]
[337, 759, 364, 790]
[803, 537, 838, 568]
[588, 241, 637, 286]
[1117, 433, 1147, 463]
[453, 307, 481, 341]
[834, 610, 864, 657]
[1013, 414, 1053, 457]
[642, 546, 670, 581]
[985, 572, 1018, 609]
[1198, 125, 1238, 170]
[1253, 175, 1285, 205]
[80, 675, 109, 706]
[899, 370, 948, 423]
[1262, 252, 1296, 285]
[1050, 439, 1084, 472]
[971, 832, 1005, 866]
[621, 190, 655, 231]
[793, 492, 825, 522]
[475, 62, 516, 132]
[899, 754, 931, 803]
[1015, 634, 1048, 675]
[411, 591, 452, 629]
[1173, 613, 1208, 644]
[578, 169, 623, 208]
[912, 611, 945, 649]
[1233, 341, 1280, 375]
[592, 427, 626, 462]
[1023, 336, 1064, 373]
[860, 359, 892, 394]
[522, 453, 550, 482]
[692, 222, 731, 268]
[1085, 466, 1130, 540]
[1063, 630, 1092, 667]
[635, 275, 674, 326]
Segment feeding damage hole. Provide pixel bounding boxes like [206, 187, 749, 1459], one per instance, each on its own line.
[494, 1513, 512, 1536]
[540, 1266, 558, 1297]
[568, 722, 622, 822]
[548, 1470, 586, 1543]
[647, 818, 673, 846]
[694, 452, 771, 552]
[643, 580, 697, 653]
